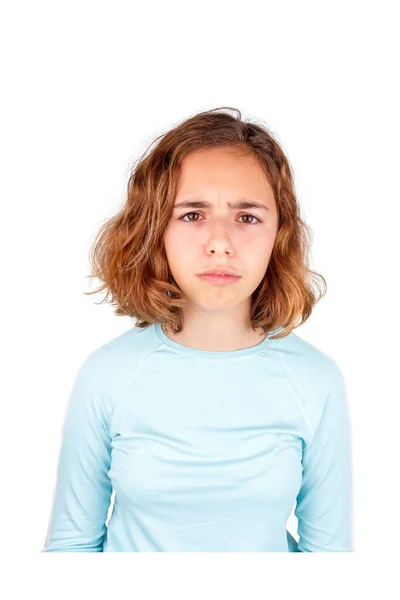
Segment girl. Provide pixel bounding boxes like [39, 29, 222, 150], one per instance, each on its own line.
[42, 107, 353, 552]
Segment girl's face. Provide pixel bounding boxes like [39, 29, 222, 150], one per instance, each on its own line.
[163, 146, 279, 315]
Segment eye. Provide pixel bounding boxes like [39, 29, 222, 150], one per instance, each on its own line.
[238, 214, 261, 225]
[179, 212, 262, 225]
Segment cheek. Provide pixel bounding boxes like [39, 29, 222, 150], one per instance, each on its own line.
[242, 232, 274, 256]
[165, 225, 196, 255]
[242, 236, 275, 274]
[164, 226, 196, 271]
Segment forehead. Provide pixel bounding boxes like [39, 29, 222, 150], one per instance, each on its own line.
[180, 146, 259, 169]
[177, 147, 273, 197]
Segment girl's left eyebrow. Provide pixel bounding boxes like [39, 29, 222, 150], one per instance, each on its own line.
[173, 198, 271, 211]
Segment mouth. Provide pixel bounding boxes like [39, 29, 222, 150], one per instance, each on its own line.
[198, 268, 241, 277]
[197, 273, 241, 284]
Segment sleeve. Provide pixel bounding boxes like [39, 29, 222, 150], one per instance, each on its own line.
[294, 361, 353, 552]
[286, 529, 301, 552]
[41, 354, 113, 552]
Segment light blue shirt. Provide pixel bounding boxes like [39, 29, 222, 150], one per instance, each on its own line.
[42, 322, 353, 552]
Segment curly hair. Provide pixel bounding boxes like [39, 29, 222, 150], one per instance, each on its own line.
[84, 106, 327, 340]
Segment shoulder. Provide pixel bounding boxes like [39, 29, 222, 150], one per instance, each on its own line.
[268, 330, 342, 387]
[74, 324, 157, 400]
[267, 330, 345, 440]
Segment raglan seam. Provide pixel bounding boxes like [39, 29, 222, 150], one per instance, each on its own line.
[296, 358, 343, 452]
[269, 352, 316, 446]
[107, 339, 169, 435]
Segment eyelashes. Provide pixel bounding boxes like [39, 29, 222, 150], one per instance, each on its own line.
[178, 212, 262, 226]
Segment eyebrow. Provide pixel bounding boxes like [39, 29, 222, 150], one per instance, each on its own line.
[173, 197, 271, 211]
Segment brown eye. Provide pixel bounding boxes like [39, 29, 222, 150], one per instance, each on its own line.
[180, 212, 201, 222]
[179, 212, 261, 225]
[238, 214, 261, 225]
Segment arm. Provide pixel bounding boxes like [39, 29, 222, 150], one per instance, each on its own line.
[286, 529, 301, 552]
[294, 361, 353, 552]
[42, 353, 113, 552]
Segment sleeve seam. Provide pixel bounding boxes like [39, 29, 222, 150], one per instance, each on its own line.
[272, 354, 316, 445]
[108, 346, 164, 434]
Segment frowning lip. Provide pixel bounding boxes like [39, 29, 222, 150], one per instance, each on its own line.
[197, 268, 241, 276]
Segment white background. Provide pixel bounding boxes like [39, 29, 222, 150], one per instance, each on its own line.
[1, 0, 398, 598]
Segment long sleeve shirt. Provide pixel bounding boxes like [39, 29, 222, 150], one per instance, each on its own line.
[41, 322, 353, 552]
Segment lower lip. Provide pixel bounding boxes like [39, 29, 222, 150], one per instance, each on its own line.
[197, 274, 241, 284]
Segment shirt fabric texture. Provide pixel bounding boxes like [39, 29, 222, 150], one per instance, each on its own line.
[42, 322, 353, 552]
